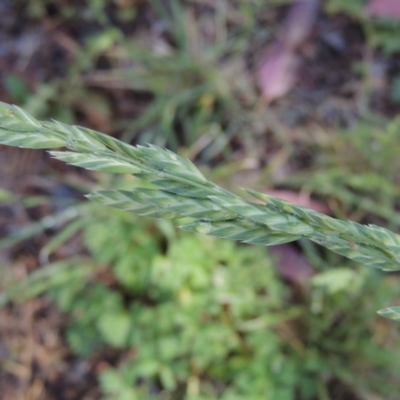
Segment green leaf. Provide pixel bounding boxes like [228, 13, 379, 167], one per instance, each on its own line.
[377, 306, 400, 321]
[97, 311, 132, 348]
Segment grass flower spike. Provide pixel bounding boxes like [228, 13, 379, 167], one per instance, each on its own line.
[0, 101, 399, 320]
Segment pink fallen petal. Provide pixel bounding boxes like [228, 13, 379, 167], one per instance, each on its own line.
[257, 0, 319, 103]
[365, 0, 400, 19]
[257, 44, 299, 103]
[283, 0, 319, 48]
[269, 244, 313, 283]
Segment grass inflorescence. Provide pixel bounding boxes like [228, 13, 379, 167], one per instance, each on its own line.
[0, 101, 400, 320]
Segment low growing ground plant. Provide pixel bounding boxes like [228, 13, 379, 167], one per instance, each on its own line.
[5, 200, 398, 399]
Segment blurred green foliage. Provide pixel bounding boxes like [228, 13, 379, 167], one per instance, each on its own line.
[7, 0, 273, 160]
[2, 180, 400, 399]
[325, 0, 400, 54]
[279, 116, 400, 228]
[324, 0, 367, 16]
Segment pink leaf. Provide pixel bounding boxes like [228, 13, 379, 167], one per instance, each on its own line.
[366, 0, 400, 19]
[257, 0, 319, 103]
[257, 44, 299, 103]
[269, 244, 313, 283]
